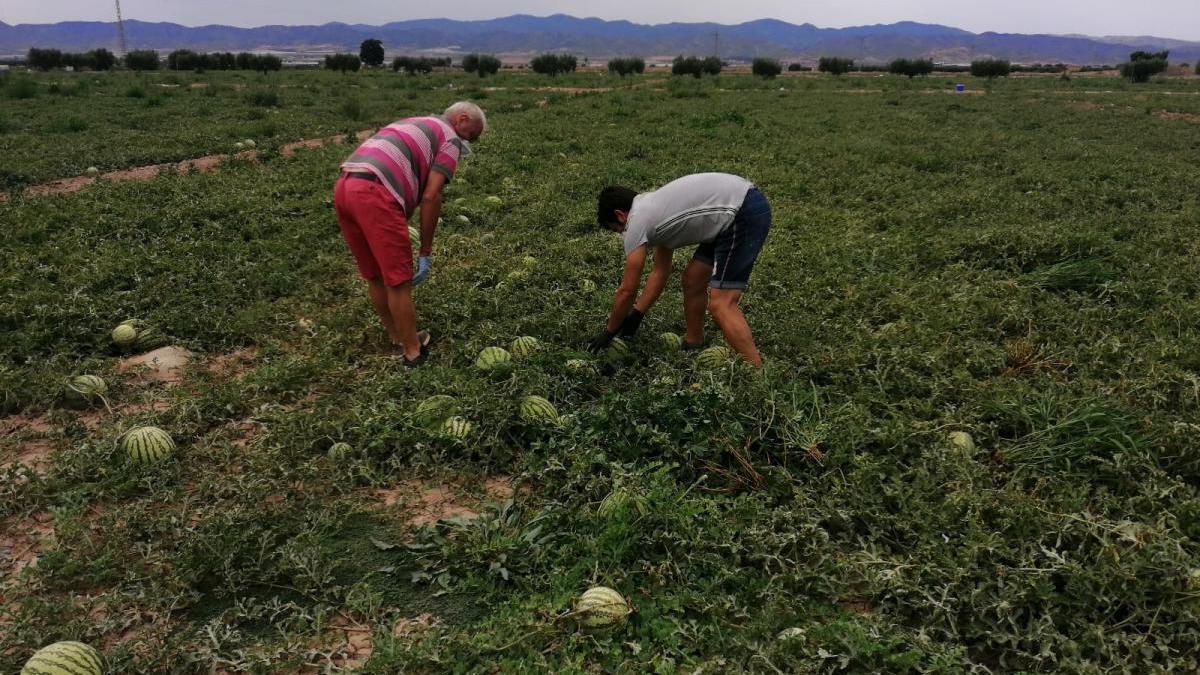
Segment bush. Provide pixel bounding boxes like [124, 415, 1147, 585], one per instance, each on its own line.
[818, 57, 854, 76]
[1196, 62, 1200, 75]
[463, 53, 501, 77]
[607, 57, 645, 76]
[970, 59, 1011, 78]
[359, 39, 385, 68]
[325, 53, 362, 73]
[90, 48, 117, 71]
[392, 56, 434, 75]
[530, 53, 577, 76]
[4, 76, 38, 100]
[787, 63, 812, 72]
[752, 58, 782, 79]
[888, 58, 934, 78]
[125, 50, 160, 71]
[256, 55, 282, 73]
[672, 55, 721, 78]
[26, 48, 64, 70]
[1120, 51, 1169, 83]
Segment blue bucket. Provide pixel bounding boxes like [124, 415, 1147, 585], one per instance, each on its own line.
[955, 83, 966, 92]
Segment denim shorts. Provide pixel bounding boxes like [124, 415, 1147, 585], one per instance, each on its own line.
[693, 187, 772, 290]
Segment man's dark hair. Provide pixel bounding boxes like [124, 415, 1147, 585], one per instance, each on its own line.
[597, 186, 637, 227]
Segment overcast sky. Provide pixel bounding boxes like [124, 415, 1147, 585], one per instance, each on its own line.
[4, 1, 1199, 41]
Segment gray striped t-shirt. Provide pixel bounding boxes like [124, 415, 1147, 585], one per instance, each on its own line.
[622, 173, 753, 255]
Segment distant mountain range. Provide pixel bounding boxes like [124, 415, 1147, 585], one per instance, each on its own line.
[2, 14, 1199, 64]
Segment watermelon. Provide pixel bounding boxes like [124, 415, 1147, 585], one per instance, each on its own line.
[85, 167, 99, 177]
[520, 255, 537, 267]
[111, 323, 137, 348]
[65, 375, 107, 405]
[519, 395, 560, 424]
[457, 215, 471, 225]
[696, 346, 733, 369]
[565, 359, 592, 371]
[476, 346, 512, 370]
[415, 395, 458, 426]
[659, 332, 682, 351]
[408, 226, 421, 244]
[948, 431, 975, 453]
[327, 442, 353, 460]
[121, 426, 175, 464]
[580, 279, 596, 293]
[132, 326, 167, 351]
[235, 142, 245, 151]
[441, 416, 473, 439]
[575, 586, 630, 628]
[244, 139, 256, 149]
[485, 195, 503, 206]
[510, 336, 541, 358]
[606, 337, 628, 358]
[506, 269, 529, 282]
[598, 487, 648, 518]
[479, 233, 495, 244]
[21, 641, 104, 675]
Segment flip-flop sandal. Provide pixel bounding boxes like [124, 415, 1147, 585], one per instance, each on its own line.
[403, 344, 430, 368]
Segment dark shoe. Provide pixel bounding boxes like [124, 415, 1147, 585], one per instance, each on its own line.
[403, 345, 430, 368]
[390, 330, 432, 362]
[681, 340, 705, 352]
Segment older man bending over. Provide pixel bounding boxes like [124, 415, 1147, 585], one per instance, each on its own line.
[334, 101, 486, 366]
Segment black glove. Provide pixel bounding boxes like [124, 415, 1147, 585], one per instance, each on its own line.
[618, 309, 645, 338]
[587, 329, 617, 353]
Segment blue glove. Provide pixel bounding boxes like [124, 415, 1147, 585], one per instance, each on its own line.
[412, 256, 431, 286]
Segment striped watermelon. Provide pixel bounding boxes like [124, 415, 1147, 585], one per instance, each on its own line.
[520, 255, 537, 267]
[415, 395, 458, 426]
[65, 375, 107, 405]
[485, 195, 503, 206]
[510, 336, 541, 358]
[579, 279, 597, 293]
[132, 327, 167, 351]
[696, 346, 733, 369]
[520, 395, 560, 424]
[565, 359, 592, 371]
[121, 426, 175, 464]
[110, 323, 137, 348]
[575, 586, 630, 628]
[441, 416, 473, 439]
[948, 431, 975, 453]
[408, 225, 420, 244]
[605, 337, 629, 359]
[21, 641, 103, 675]
[327, 442, 353, 460]
[476, 346, 512, 370]
[659, 332, 682, 351]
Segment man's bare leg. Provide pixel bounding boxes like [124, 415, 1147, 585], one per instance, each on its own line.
[366, 279, 403, 344]
[386, 282, 421, 360]
[707, 288, 762, 366]
[682, 259, 711, 345]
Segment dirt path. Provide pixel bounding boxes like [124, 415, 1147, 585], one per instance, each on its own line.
[0, 128, 377, 203]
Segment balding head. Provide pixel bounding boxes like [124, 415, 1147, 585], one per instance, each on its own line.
[444, 101, 487, 142]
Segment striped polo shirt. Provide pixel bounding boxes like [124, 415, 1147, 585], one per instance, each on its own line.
[340, 116, 465, 216]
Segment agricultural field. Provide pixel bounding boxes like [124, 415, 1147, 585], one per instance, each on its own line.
[2, 67, 1200, 673]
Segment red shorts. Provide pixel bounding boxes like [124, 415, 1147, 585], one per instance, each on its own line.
[334, 175, 413, 287]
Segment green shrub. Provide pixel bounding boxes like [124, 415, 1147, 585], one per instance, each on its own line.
[340, 98, 365, 120]
[462, 53, 501, 77]
[530, 53, 577, 76]
[124, 50, 160, 71]
[4, 75, 38, 99]
[787, 63, 812, 72]
[818, 57, 854, 76]
[392, 56, 434, 75]
[1119, 51, 1169, 83]
[888, 58, 934, 78]
[247, 90, 280, 107]
[970, 58, 1011, 78]
[752, 58, 782, 79]
[324, 53, 362, 73]
[607, 57, 645, 76]
[672, 55, 720, 78]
